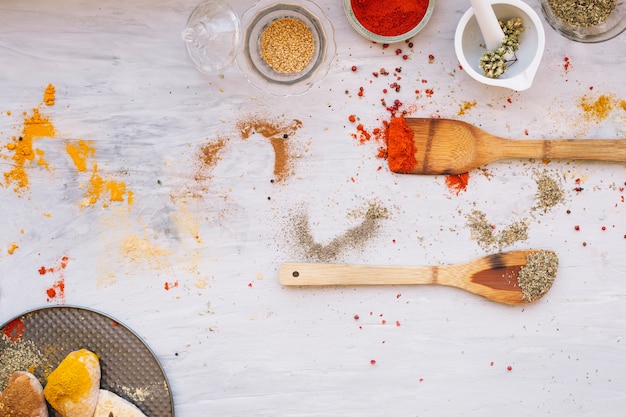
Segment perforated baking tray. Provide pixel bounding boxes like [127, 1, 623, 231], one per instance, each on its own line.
[0, 305, 174, 417]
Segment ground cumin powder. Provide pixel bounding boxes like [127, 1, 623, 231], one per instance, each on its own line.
[236, 117, 302, 182]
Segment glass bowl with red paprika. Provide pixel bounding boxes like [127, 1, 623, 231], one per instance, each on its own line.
[344, 0, 436, 43]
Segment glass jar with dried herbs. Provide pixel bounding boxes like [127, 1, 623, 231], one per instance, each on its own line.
[540, 0, 626, 42]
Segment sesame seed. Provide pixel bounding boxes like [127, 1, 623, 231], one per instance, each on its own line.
[260, 17, 315, 74]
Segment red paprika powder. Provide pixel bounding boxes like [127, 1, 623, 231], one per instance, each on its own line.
[386, 116, 417, 173]
[350, 0, 429, 37]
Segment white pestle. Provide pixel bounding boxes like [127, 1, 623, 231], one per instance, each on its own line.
[470, 0, 505, 50]
[469, 0, 516, 61]
[454, 0, 546, 91]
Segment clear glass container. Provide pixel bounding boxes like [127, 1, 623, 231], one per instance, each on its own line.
[182, 1, 240, 74]
[540, 0, 626, 43]
[236, 0, 336, 96]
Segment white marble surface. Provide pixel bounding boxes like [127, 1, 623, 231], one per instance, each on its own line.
[1, 0, 625, 416]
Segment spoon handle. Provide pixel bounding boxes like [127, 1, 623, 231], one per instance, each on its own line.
[498, 139, 626, 162]
[279, 263, 437, 286]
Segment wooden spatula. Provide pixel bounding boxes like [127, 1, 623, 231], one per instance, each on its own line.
[391, 118, 626, 175]
[279, 250, 558, 305]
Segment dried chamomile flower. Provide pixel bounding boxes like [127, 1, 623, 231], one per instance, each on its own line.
[479, 17, 525, 79]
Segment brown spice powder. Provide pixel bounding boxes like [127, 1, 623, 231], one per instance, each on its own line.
[236, 117, 302, 182]
[195, 137, 227, 181]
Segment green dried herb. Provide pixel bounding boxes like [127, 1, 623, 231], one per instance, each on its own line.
[479, 17, 525, 79]
[548, 0, 617, 27]
[518, 251, 559, 302]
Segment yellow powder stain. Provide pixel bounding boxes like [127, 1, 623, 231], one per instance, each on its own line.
[195, 277, 208, 289]
[66, 140, 95, 172]
[121, 234, 171, 271]
[80, 165, 131, 208]
[172, 199, 201, 243]
[3, 108, 55, 192]
[44, 84, 56, 106]
[579, 94, 613, 122]
[620, 100, 626, 112]
[65, 139, 132, 208]
[458, 100, 477, 115]
[7, 243, 19, 255]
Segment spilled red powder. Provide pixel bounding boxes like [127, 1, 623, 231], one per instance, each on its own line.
[445, 173, 470, 195]
[563, 57, 571, 72]
[164, 281, 179, 290]
[40, 256, 69, 303]
[386, 116, 417, 173]
[3, 318, 25, 341]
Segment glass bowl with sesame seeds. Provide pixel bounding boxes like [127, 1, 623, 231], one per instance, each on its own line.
[236, 0, 336, 97]
[539, 0, 626, 43]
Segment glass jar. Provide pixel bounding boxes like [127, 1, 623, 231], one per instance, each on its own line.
[540, 0, 626, 43]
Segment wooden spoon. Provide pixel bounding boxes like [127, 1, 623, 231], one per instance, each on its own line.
[279, 250, 557, 305]
[392, 118, 626, 175]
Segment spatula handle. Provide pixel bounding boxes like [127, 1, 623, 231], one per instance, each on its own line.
[279, 263, 437, 286]
[504, 139, 626, 162]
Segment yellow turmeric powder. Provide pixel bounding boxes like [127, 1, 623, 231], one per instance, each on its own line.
[3, 108, 55, 192]
[579, 94, 613, 122]
[44, 84, 56, 106]
[44, 349, 101, 417]
[66, 140, 95, 172]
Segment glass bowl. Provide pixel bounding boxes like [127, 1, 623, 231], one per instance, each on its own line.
[182, 1, 241, 74]
[343, 0, 436, 43]
[236, 0, 337, 97]
[539, 0, 626, 43]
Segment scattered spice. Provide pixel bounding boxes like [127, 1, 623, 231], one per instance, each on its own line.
[465, 210, 528, 251]
[260, 17, 314, 74]
[64, 140, 133, 208]
[2, 319, 25, 342]
[7, 243, 19, 255]
[237, 117, 302, 183]
[533, 171, 564, 211]
[43, 84, 56, 106]
[0, 338, 45, 391]
[579, 94, 613, 122]
[446, 173, 470, 195]
[41, 256, 69, 303]
[386, 116, 416, 173]
[3, 108, 55, 193]
[65, 140, 95, 172]
[547, 0, 616, 27]
[164, 281, 179, 291]
[292, 201, 389, 262]
[517, 250, 559, 302]
[195, 137, 227, 181]
[350, 0, 428, 37]
[479, 17, 525, 78]
[458, 100, 477, 115]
